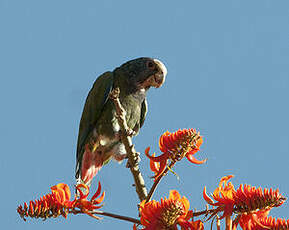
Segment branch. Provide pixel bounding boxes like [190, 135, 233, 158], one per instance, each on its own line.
[109, 88, 148, 201]
[146, 161, 176, 202]
[225, 216, 232, 230]
[217, 218, 221, 230]
[92, 210, 141, 224]
[70, 207, 218, 225]
[192, 207, 218, 217]
[70, 209, 141, 224]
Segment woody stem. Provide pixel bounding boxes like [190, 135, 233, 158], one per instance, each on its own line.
[109, 88, 148, 202]
[146, 161, 176, 203]
[71, 210, 141, 224]
[225, 216, 232, 230]
[192, 208, 218, 217]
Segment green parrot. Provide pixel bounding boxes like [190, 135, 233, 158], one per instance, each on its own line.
[75, 57, 167, 186]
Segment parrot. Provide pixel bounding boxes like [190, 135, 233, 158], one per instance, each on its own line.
[75, 57, 167, 187]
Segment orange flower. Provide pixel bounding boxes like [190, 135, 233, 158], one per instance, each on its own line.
[203, 176, 286, 221]
[203, 175, 236, 218]
[73, 182, 105, 219]
[17, 182, 105, 221]
[238, 209, 271, 230]
[255, 216, 289, 230]
[148, 153, 161, 181]
[234, 184, 285, 213]
[17, 183, 72, 221]
[238, 208, 289, 230]
[145, 128, 206, 178]
[138, 190, 204, 230]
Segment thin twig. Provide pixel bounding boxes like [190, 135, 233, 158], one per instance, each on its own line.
[192, 208, 218, 217]
[109, 88, 148, 201]
[146, 161, 176, 202]
[70, 209, 141, 224]
[225, 216, 232, 230]
[216, 218, 221, 230]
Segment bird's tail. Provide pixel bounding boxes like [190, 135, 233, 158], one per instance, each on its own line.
[76, 147, 103, 188]
[75, 157, 103, 196]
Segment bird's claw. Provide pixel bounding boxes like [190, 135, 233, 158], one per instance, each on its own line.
[109, 88, 120, 100]
[126, 128, 136, 137]
[116, 128, 136, 140]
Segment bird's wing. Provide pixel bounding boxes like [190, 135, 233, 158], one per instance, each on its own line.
[140, 98, 148, 128]
[76, 71, 114, 176]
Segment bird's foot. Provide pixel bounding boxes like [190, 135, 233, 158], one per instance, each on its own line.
[125, 128, 136, 137]
[116, 128, 136, 139]
[126, 152, 141, 168]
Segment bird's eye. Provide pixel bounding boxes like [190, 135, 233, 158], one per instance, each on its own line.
[147, 61, 155, 69]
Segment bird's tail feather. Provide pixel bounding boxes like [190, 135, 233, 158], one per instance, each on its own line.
[76, 147, 103, 187]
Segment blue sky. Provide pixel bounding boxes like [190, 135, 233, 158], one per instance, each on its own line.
[1, 0, 289, 229]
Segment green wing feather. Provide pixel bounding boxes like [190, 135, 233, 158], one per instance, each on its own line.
[76, 71, 114, 175]
[140, 99, 147, 128]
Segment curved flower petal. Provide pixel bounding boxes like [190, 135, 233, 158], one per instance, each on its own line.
[153, 159, 167, 179]
[145, 147, 168, 162]
[92, 191, 105, 205]
[159, 132, 176, 153]
[203, 186, 215, 205]
[186, 153, 207, 164]
[75, 183, 89, 199]
[178, 218, 204, 230]
[91, 182, 102, 201]
[149, 153, 160, 173]
[51, 183, 71, 202]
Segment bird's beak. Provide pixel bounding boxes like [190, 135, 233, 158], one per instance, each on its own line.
[139, 59, 167, 89]
[150, 73, 165, 88]
[142, 59, 167, 88]
[152, 59, 167, 88]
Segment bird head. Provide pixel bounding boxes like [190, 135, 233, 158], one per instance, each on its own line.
[115, 57, 167, 92]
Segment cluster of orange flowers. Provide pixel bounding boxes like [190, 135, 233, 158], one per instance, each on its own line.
[134, 129, 205, 229]
[136, 190, 204, 230]
[203, 175, 287, 229]
[17, 128, 289, 230]
[145, 128, 206, 179]
[17, 182, 104, 221]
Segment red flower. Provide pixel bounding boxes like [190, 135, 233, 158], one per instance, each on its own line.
[72, 182, 105, 219]
[234, 184, 285, 212]
[203, 175, 236, 218]
[238, 209, 271, 230]
[138, 190, 204, 230]
[148, 153, 160, 181]
[238, 209, 289, 230]
[17, 183, 72, 220]
[203, 176, 286, 220]
[257, 216, 289, 230]
[145, 128, 206, 178]
[17, 182, 105, 221]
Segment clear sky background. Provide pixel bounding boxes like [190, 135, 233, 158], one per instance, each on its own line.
[1, 1, 289, 229]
